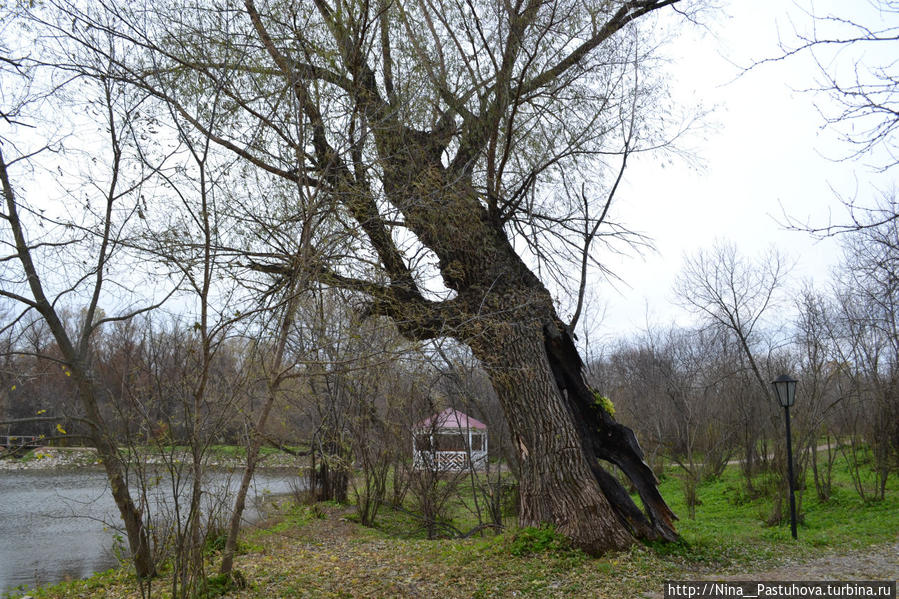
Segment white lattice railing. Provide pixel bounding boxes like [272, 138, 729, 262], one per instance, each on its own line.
[413, 450, 487, 472]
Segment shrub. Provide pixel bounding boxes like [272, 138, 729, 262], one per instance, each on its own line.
[509, 525, 568, 556]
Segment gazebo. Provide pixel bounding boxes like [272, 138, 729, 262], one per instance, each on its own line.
[413, 408, 488, 472]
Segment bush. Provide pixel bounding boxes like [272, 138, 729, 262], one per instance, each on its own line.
[203, 530, 228, 555]
[197, 571, 246, 598]
[508, 525, 568, 556]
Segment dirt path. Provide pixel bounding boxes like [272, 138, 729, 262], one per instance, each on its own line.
[724, 442, 841, 467]
[642, 540, 898, 598]
[730, 540, 898, 581]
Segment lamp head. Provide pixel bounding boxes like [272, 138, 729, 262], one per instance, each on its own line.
[771, 374, 798, 408]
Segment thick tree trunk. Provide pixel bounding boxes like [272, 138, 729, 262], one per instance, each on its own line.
[540, 318, 679, 543]
[373, 150, 679, 552]
[468, 320, 634, 553]
[464, 306, 678, 552]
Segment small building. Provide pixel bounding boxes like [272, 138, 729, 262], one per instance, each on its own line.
[413, 408, 488, 472]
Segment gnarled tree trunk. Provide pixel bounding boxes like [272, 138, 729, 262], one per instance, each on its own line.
[63, 0, 686, 557]
[457, 284, 679, 552]
[468, 320, 634, 553]
[375, 150, 678, 551]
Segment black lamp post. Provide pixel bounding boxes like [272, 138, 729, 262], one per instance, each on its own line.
[771, 374, 798, 539]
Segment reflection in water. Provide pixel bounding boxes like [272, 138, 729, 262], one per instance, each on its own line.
[0, 468, 301, 595]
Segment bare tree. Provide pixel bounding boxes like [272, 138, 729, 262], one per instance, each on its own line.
[218, 280, 304, 576]
[0, 75, 165, 578]
[773, 0, 899, 172]
[793, 287, 843, 501]
[675, 241, 787, 398]
[674, 241, 789, 480]
[830, 210, 899, 499]
[599, 326, 738, 518]
[769, 3, 899, 236]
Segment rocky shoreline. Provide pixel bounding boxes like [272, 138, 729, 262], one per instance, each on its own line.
[0, 446, 306, 472]
[0, 446, 101, 470]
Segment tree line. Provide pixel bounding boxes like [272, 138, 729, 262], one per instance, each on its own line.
[591, 220, 898, 519]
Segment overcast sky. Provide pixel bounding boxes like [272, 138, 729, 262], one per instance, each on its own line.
[590, 0, 898, 340]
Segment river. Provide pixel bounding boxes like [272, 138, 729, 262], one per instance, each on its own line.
[0, 468, 301, 596]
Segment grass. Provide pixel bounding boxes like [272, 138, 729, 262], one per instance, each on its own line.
[659, 450, 899, 555]
[11, 450, 898, 599]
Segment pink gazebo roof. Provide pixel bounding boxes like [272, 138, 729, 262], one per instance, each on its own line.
[415, 408, 487, 431]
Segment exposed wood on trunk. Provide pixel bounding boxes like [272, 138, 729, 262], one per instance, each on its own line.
[543, 323, 679, 540]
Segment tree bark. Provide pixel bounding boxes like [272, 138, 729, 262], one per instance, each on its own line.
[463, 301, 678, 551]
[468, 320, 634, 553]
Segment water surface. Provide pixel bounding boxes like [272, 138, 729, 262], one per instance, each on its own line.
[0, 468, 300, 596]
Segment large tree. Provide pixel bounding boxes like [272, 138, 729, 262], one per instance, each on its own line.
[38, 0, 690, 552]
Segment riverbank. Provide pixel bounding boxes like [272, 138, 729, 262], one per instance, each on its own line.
[6, 450, 898, 598]
[0, 446, 306, 472]
[12, 498, 898, 599]
[0, 447, 101, 470]
[0, 468, 303, 597]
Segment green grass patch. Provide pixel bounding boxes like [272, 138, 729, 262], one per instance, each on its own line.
[508, 525, 570, 556]
[655, 447, 899, 566]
